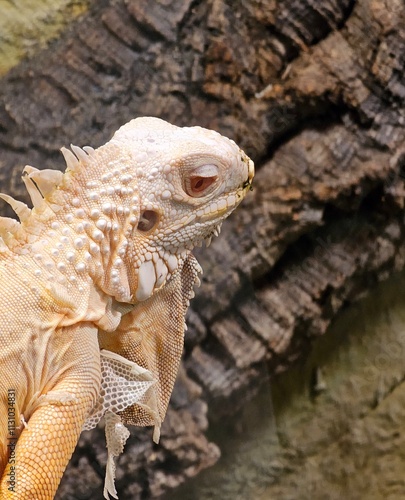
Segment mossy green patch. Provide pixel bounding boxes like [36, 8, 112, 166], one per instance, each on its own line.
[0, 0, 90, 76]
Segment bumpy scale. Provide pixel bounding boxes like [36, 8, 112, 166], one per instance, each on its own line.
[0, 117, 254, 499]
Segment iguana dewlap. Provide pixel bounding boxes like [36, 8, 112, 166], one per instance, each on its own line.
[0, 117, 254, 499]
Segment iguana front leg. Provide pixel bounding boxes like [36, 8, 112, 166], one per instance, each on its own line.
[0, 324, 101, 499]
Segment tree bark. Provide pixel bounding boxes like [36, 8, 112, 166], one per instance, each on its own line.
[0, 0, 404, 497]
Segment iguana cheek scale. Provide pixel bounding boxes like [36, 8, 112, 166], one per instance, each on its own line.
[0, 117, 254, 499]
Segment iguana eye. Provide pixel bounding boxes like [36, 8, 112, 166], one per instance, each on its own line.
[185, 164, 219, 198]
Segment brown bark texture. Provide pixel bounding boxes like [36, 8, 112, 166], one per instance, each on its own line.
[0, 0, 404, 497]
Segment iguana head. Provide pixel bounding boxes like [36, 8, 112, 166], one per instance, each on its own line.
[106, 117, 254, 301]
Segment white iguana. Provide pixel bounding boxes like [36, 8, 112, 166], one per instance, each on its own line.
[0, 117, 254, 499]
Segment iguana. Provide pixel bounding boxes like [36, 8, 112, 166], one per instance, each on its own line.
[0, 117, 254, 499]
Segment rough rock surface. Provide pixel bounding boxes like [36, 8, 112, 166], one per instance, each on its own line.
[168, 271, 405, 499]
[0, 0, 404, 497]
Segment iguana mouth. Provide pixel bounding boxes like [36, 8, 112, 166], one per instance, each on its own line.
[245, 158, 255, 191]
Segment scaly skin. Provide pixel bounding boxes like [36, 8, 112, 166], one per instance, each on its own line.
[0, 117, 254, 499]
